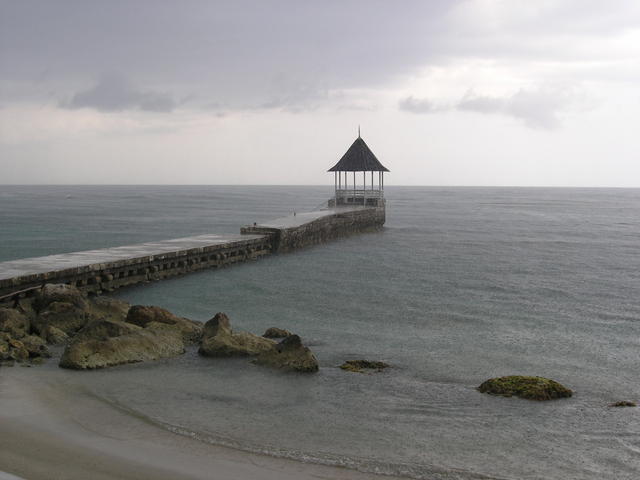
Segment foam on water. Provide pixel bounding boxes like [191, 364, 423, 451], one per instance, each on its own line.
[1, 185, 639, 479]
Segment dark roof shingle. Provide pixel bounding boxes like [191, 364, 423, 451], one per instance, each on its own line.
[328, 137, 390, 172]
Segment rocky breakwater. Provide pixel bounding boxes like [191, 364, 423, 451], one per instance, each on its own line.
[59, 305, 203, 369]
[1, 283, 318, 373]
[0, 283, 203, 369]
[199, 313, 318, 372]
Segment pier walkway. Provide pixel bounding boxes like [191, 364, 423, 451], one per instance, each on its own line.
[0, 205, 385, 301]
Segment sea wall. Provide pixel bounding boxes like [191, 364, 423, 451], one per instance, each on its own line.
[0, 236, 271, 300]
[240, 205, 385, 253]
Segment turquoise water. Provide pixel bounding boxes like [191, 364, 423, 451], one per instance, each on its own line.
[1, 186, 639, 479]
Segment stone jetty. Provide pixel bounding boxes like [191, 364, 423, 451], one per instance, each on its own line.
[0, 204, 385, 301]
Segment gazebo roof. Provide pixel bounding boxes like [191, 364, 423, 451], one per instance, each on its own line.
[328, 137, 390, 172]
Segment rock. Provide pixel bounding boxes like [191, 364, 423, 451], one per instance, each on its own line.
[7, 338, 29, 362]
[254, 334, 319, 373]
[263, 327, 292, 338]
[199, 313, 274, 357]
[609, 401, 636, 407]
[478, 376, 573, 401]
[92, 296, 130, 320]
[32, 301, 89, 336]
[340, 360, 389, 373]
[126, 305, 203, 344]
[42, 325, 70, 345]
[0, 308, 30, 338]
[202, 312, 231, 338]
[20, 334, 51, 358]
[59, 318, 185, 370]
[34, 284, 88, 312]
[0, 335, 10, 360]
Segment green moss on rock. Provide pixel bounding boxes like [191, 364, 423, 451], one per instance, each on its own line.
[478, 375, 573, 401]
[609, 400, 636, 407]
[340, 360, 389, 373]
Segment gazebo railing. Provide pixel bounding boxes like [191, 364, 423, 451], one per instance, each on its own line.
[335, 189, 384, 199]
[333, 189, 384, 206]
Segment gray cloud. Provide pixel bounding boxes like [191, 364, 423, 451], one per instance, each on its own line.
[457, 88, 576, 130]
[400, 86, 582, 130]
[0, 0, 458, 111]
[398, 96, 439, 114]
[1, 0, 637, 113]
[62, 75, 175, 112]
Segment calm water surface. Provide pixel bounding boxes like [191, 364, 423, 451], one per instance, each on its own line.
[1, 185, 639, 479]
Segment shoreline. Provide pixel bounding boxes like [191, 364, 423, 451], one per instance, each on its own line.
[0, 368, 404, 480]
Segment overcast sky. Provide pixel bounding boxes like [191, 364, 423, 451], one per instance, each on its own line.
[1, 0, 639, 186]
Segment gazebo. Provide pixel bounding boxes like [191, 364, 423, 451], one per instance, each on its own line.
[328, 133, 389, 207]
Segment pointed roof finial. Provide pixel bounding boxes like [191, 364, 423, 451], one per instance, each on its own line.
[358, 125, 361, 138]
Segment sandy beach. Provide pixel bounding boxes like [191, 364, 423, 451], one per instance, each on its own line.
[0, 367, 402, 480]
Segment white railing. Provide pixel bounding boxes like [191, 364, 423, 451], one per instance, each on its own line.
[335, 189, 384, 198]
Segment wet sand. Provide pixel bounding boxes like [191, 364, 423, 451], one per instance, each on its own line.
[0, 367, 401, 480]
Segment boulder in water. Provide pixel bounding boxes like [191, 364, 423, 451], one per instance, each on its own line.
[609, 400, 636, 407]
[340, 360, 389, 373]
[126, 305, 203, 344]
[0, 308, 30, 339]
[254, 334, 319, 373]
[32, 301, 89, 337]
[478, 376, 573, 401]
[5, 337, 29, 362]
[59, 318, 185, 369]
[42, 325, 70, 345]
[199, 313, 274, 357]
[34, 284, 88, 312]
[263, 327, 292, 338]
[20, 334, 51, 358]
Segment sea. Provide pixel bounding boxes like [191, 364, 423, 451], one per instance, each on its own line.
[1, 185, 639, 479]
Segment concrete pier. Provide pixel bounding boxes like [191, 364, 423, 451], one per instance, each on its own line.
[0, 205, 384, 301]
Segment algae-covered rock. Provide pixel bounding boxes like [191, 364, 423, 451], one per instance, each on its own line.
[198, 313, 275, 357]
[91, 296, 130, 319]
[32, 301, 89, 337]
[478, 376, 573, 401]
[609, 401, 636, 407]
[7, 337, 29, 362]
[20, 334, 51, 358]
[59, 318, 185, 369]
[0, 308, 30, 338]
[263, 327, 292, 338]
[32, 288, 129, 337]
[126, 305, 202, 344]
[340, 359, 389, 373]
[254, 334, 319, 373]
[42, 325, 70, 345]
[34, 284, 88, 312]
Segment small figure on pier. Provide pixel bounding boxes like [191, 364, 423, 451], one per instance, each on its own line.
[328, 133, 389, 207]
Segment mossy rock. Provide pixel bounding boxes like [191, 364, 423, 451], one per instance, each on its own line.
[340, 360, 389, 373]
[478, 376, 572, 401]
[609, 401, 636, 407]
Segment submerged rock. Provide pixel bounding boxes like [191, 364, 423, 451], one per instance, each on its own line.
[478, 376, 573, 401]
[59, 318, 185, 369]
[0, 308, 30, 339]
[199, 313, 275, 357]
[609, 400, 636, 407]
[254, 334, 319, 373]
[340, 360, 389, 373]
[263, 327, 292, 338]
[126, 305, 203, 344]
